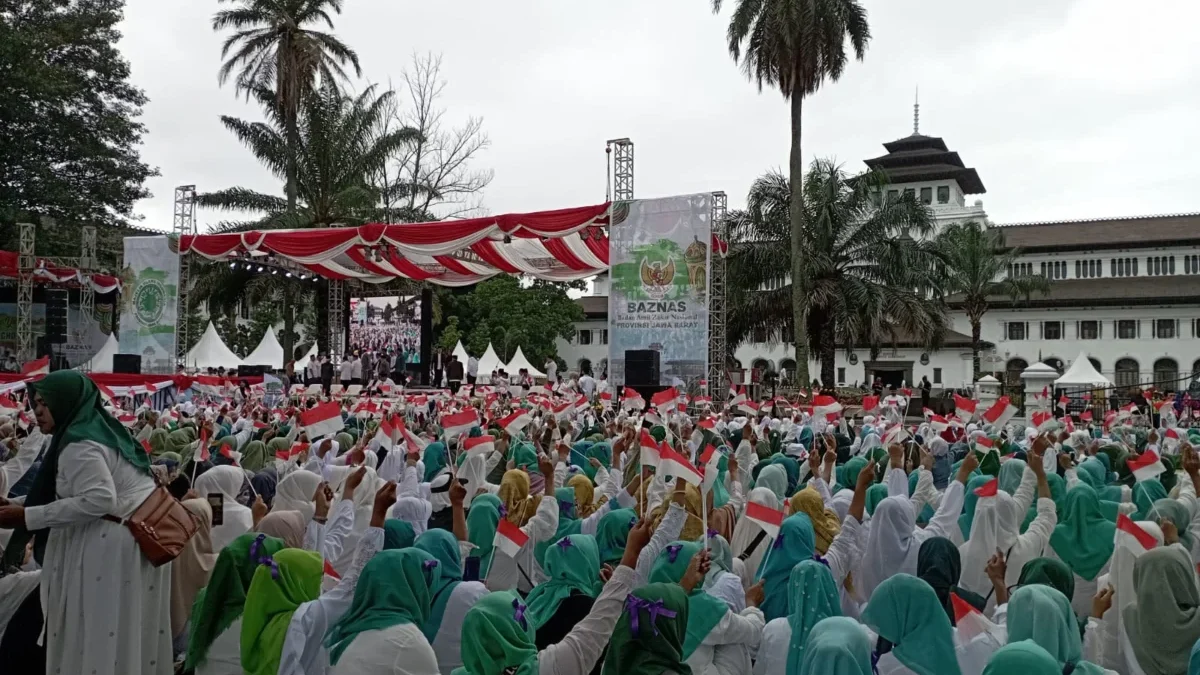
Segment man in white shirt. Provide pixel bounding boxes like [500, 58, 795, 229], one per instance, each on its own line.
[339, 355, 353, 387]
[350, 354, 362, 384]
[467, 355, 478, 386]
[882, 386, 908, 417]
[545, 358, 558, 385]
[579, 372, 596, 399]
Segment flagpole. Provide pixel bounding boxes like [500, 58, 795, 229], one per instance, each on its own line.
[756, 538, 774, 581]
[701, 488, 709, 553]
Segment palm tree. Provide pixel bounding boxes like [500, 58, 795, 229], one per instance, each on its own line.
[195, 83, 421, 356]
[212, 0, 362, 212]
[726, 160, 947, 387]
[711, 0, 870, 386]
[935, 222, 1050, 377]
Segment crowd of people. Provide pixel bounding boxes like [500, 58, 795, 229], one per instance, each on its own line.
[0, 368, 1199, 675]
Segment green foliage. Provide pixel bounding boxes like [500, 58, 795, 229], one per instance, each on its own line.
[434, 277, 583, 367]
[0, 0, 157, 229]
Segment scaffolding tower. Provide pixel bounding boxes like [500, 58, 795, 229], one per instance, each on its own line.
[16, 223, 34, 361]
[173, 185, 197, 369]
[708, 192, 728, 399]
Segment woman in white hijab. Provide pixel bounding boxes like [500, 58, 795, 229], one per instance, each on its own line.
[328, 466, 384, 577]
[1082, 520, 1164, 671]
[193, 464, 254, 551]
[731, 487, 780, 590]
[274, 470, 322, 521]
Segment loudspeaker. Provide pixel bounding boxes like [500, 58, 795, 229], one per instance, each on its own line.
[45, 290, 68, 345]
[113, 354, 141, 374]
[624, 349, 660, 388]
[239, 364, 267, 378]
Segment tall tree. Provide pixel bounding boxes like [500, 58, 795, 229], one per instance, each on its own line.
[712, 0, 870, 385]
[726, 161, 946, 387]
[212, 0, 362, 213]
[935, 221, 1049, 377]
[0, 0, 157, 228]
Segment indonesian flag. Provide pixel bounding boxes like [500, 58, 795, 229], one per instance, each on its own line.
[599, 392, 613, 410]
[1057, 394, 1070, 411]
[1033, 386, 1050, 406]
[745, 501, 785, 540]
[493, 518, 530, 558]
[1080, 410, 1093, 423]
[699, 444, 723, 492]
[373, 415, 401, 451]
[498, 409, 533, 436]
[463, 434, 496, 458]
[323, 558, 341, 580]
[794, 388, 808, 399]
[1104, 410, 1117, 428]
[1115, 514, 1159, 555]
[0, 395, 20, 412]
[353, 399, 378, 417]
[737, 399, 759, 417]
[639, 429, 661, 468]
[622, 388, 645, 411]
[660, 442, 703, 485]
[951, 592, 1003, 642]
[442, 409, 480, 439]
[974, 436, 996, 453]
[883, 424, 910, 446]
[981, 396, 1018, 429]
[954, 394, 977, 421]
[253, 420, 269, 431]
[728, 386, 747, 408]
[974, 478, 999, 497]
[140, 438, 153, 456]
[1117, 402, 1138, 420]
[922, 407, 935, 419]
[397, 420, 428, 453]
[861, 396, 880, 415]
[1164, 428, 1184, 446]
[1154, 394, 1176, 411]
[1063, 416, 1075, 434]
[693, 395, 712, 408]
[97, 384, 119, 403]
[929, 414, 950, 433]
[219, 444, 241, 465]
[300, 401, 344, 440]
[20, 356, 48, 378]
[282, 441, 309, 459]
[697, 417, 715, 431]
[552, 400, 575, 422]
[117, 412, 136, 427]
[1127, 450, 1166, 483]
[812, 395, 842, 418]
[643, 410, 662, 428]
[651, 387, 679, 413]
[197, 426, 211, 462]
[1031, 410, 1056, 433]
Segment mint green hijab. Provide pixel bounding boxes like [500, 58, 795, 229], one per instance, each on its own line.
[756, 513, 816, 622]
[1132, 480, 1168, 520]
[324, 548, 439, 664]
[455, 590, 539, 675]
[860, 573, 962, 675]
[414, 528, 465, 642]
[466, 494, 502, 576]
[533, 487, 582, 568]
[524, 534, 601, 631]
[595, 508, 637, 565]
[959, 474, 993, 540]
[786, 560, 842, 675]
[1049, 484, 1115, 581]
[422, 441, 448, 482]
[983, 641, 1062, 675]
[865, 483, 889, 517]
[798, 617, 873, 675]
[1007, 584, 1106, 674]
[649, 540, 729, 658]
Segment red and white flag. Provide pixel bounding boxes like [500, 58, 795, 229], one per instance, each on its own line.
[974, 478, 999, 497]
[1080, 410, 1093, 423]
[697, 417, 716, 431]
[442, 409, 480, 438]
[117, 412, 137, 427]
[954, 394, 977, 421]
[599, 392, 613, 410]
[737, 399, 759, 418]
[1128, 450, 1166, 483]
[928, 414, 949, 433]
[812, 395, 843, 418]
[861, 396, 880, 415]
[0, 395, 20, 412]
[1115, 514, 1159, 555]
[1057, 394, 1070, 411]
[651, 387, 679, 413]
[883, 424, 909, 446]
[660, 442, 703, 486]
[693, 395, 712, 409]
[463, 434, 496, 458]
[981, 396, 1018, 429]
[20, 356, 48, 378]
[951, 592, 1003, 642]
[639, 429, 661, 468]
[1153, 394, 1176, 411]
[728, 386, 747, 408]
[745, 501, 785, 540]
[300, 401, 344, 440]
[974, 436, 996, 453]
[1031, 410, 1056, 433]
[1164, 428, 1184, 445]
[196, 426, 211, 462]
[622, 388, 645, 411]
[551, 400, 575, 422]
[498, 409, 533, 436]
[396, 420, 428, 453]
[699, 444, 723, 492]
[493, 518, 530, 558]
[372, 415, 400, 451]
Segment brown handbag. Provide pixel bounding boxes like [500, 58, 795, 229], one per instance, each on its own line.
[102, 480, 201, 567]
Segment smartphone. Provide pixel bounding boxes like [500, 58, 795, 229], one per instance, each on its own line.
[207, 493, 224, 526]
[462, 556, 482, 582]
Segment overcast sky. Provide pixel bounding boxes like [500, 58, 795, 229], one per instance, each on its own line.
[118, 0, 1200, 233]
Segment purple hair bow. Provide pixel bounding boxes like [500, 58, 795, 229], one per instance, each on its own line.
[706, 528, 719, 539]
[624, 595, 677, 636]
[248, 533, 280, 580]
[870, 650, 881, 675]
[558, 500, 575, 518]
[665, 543, 684, 563]
[812, 554, 831, 569]
[555, 537, 574, 550]
[498, 504, 508, 518]
[423, 559, 439, 571]
[512, 598, 528, 629]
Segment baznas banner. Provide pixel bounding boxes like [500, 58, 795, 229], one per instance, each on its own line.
[118, 236, 179, 374]
[608, 194, 711, 387]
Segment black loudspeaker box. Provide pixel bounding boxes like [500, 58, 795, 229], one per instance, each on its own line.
[239, 364, 267, 378]
[45, 290, 68, 344]
[624, 349, 660, 388]
[113, 354, 141, 374]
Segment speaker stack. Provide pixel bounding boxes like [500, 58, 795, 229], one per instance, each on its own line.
[113, 353, 142, 374]
[624, 349, 661, 388]
[45, 290, 68, 345]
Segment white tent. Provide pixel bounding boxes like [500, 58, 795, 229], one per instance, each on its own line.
[452, 340, 470, 364]
[243, 326, 285, 370]
[476, 343, 503, 376]
[1055, 352, 1112, 387]
[295, 342, 319, 371]
[78, 333, 119, 373]
[186, 321, 244, 371]
[506, 346, 544, 378]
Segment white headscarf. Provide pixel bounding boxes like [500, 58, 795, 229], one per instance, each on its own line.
[392, 496, 432, 537]
[731, 487, 780, 589]
[193, 465, 253, 551]
[1097, 520, 1164, 670]
[273, 469, 321, 522]
[957, 489, 1023, 597]
[857, 496, 921, 602]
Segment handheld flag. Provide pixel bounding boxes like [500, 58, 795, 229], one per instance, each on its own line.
[638, 429, 661, 468]
[660, 442, 703, 486]
[494, 519, 530, 558]
[442, 409, 480, 439]
[1127, 450, 1166, 483]
[981, 396, 1018, 429]
[1115, 514, 1159, 554]
[463, 434, 496, 458]
[745, 501, 785, 540]
[953, 394, 977, 421]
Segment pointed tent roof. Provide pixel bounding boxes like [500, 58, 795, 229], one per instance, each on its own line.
[295, 342, 319, 371]
[243, 326, 285, 370]
[186, 321, 244, 371]
[78, 333, 119, 373]
[1055, 352, 1112, 387]
[506, 346, 544, 378]
[476, 343, 503, 377]
[452, 340, 469, 364]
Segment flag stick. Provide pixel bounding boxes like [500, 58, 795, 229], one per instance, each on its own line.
[701, 488, 709, 553]
[756, 537, 774, 581]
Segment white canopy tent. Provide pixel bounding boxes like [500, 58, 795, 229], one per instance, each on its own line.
[294, 342, 319, 371]
[77, 333, 119, 373]
[452, 340, 470, 364]
[476, 343, 503, 377]
[1055, 352, 1112, 387]
[506, 346, 544, 378]
[243, 326, 285, 370]
[186, 321, 244, 371]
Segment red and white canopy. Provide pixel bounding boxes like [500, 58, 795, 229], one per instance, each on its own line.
[180, 203, 728, 286]
[0, 251, 121, 293]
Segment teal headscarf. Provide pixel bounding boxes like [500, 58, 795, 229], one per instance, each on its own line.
[906, 470, 935, 523]
[422, 442, 448, 482]
[709, 451, 731, 509]
[324, 548, 439, 665]
[584, 441, 612, 482]
[524, 534, 601, 631]
[1190, 635, 1200, 675]
[456, 590, 539, 675]
[595, 508, 637, 565]
[466, 493, 502, 576]
[3, 370, 151, 567]
[797, 617, 873, 675]
[860, 573, 962, 675]
[999, 458, 1026, 495]
[533, 487, 582, 568]
[570, 440, 594, 475]
[959, 475, 993, 540]
[1132, 480, 1168, 521]
[785, 560, 842, 675]
[1076, 457, 1123, 501]
[771, 455, 801, 494]
[510, 441, 539, 474]
[384, 519, 416, 550]
[865, 484, 889, 517]
[756, 513, 816, 622]
[649, 540, 729, 658]
[1006, 584, 1106, 675]
[1049, 484, 1115, 581]
[414, 528, 464, 642]
[983, 641, 1062, 675]
[834, 457, 868, 493]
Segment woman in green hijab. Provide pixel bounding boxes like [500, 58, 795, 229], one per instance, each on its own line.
[595, 508, 637, 566]
[323, 548, 441, 671]
[525, 534, 601, 641]
[796, 616, 873, 675]
[240, 548, 324, 675]
[1048, 484, 1116, 583]
[1006, 584, 1105, 674]
[1131, 480, 1168, 520]
[756, 513, 818, 622]
[1147, 498, 1196, 552]
[583, 441, 612, 482]
[865, 483, 889, 517]
[648, 541, 736, 664]
[422, 441, 448, 483]
[860, 573, 963, 675]
[982, 641, 1063, 675]
[1076, 457, 1125, 501]
[148, 427, 171, 457]
[1015, 557, 1075, 601]
[755, 559, 842, 675]
[241, 439, 268, 473]
[384, 519, 416, 549]
[834, 457, 868, 494]
[1122, 545, 1200, 675]
[601, 583, 691, 675]
[465, 493, 502, 578]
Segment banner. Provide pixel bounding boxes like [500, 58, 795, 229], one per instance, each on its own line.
[608, 194, 711, 387]
[118, 236, 179, 374]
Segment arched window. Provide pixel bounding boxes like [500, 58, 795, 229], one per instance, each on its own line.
[1115, 358, 1140, 388]
[751, 358, 771, 375]
[779, 358, 797, 377]
[1006, 358, 1028, 384]
[1045, 357, 1065, 374]
[1089, 357, 1103, 373]
[1154, 358, 1179, 389]
[578, 358, 592, 376]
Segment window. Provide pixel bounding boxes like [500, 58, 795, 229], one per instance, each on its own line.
[1154, 358, 1179, 387]
[577, 329, 592, 345]
[1077, 259, 1102, 278]
[837, 367, 846, 383]
[919, 187, 932, 205]
[1147, 255, 1176, 276]
[887, 189, 899, 201]
[1187, 254, 1200, 274]
[1115, 358, 1140, 387]
[903, 188, 915, 199]
[1006, 322, 1026, 340]
[1117, 320, 1138, 339]
[933, 368, 942, 384]
[1042, 261, 1067, 280]
[599, 329, 609, 345]
[1155, 319, 1176, 339]
[1112, 257, 1140, 277]
[1079, 320, 1099, 340]
[937, 186, 949, 204]
[1043, 321, 1062, 340]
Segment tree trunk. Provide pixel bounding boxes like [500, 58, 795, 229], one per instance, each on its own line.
[788, 93, 810, 385]
[971, 316, 982, 380]
[819, 324, 836, 389]
[282, 289, 295, 362]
